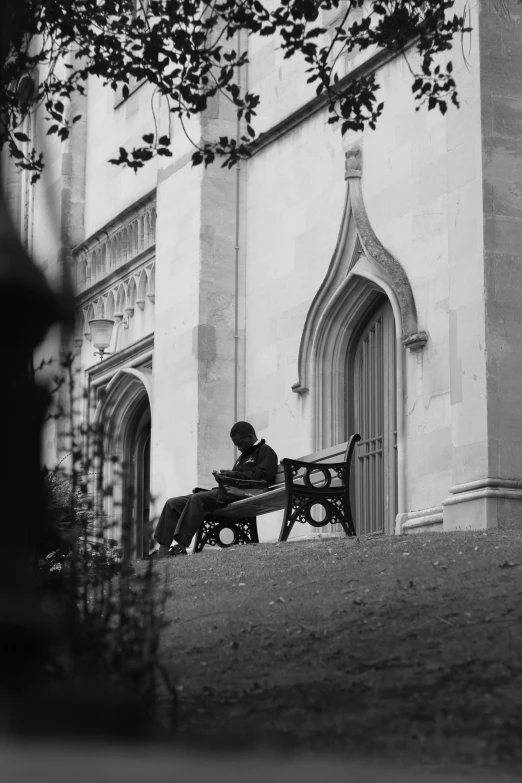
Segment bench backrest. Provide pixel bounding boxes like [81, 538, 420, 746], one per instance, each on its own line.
[270, 441, 349, 487]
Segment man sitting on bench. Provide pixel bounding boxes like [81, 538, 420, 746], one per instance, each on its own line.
[153, 421, 278, 558]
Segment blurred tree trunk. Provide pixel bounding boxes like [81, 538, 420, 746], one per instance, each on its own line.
[0, 0, 70, 714]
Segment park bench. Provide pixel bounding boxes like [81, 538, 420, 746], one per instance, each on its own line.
[193, 433, 361, 552]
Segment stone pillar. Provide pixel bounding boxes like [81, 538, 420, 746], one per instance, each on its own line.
[151, 159, 204, 509]
[151, 95, 242, 524]
[443, 1, 522, 531]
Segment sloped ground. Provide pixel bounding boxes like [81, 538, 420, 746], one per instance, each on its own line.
[156, 529, 522, 772]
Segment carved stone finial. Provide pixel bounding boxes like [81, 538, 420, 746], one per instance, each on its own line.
[402, 332, 428, 352]
[345, 144, 362, 179]
[291, 381, 308, 396]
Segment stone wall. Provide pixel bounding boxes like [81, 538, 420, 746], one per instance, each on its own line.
[19, 0, 522, 544]
[476, 0, 522, 528]
[244, 0, 484, 538]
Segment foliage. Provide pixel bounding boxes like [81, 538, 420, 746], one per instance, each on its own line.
[1, 0, 474, 179]
[39, 467, 96, 555]
[35, 353, 176, 735]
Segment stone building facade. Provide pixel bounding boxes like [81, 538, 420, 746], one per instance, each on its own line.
[4, 1, 522, 552]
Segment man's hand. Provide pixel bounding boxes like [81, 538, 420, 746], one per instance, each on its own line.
[215, 469, 235, 477]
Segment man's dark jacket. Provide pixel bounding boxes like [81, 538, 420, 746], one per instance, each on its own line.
[230, 440, 278, 485]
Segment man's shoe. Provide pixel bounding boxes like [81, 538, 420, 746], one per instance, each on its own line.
[170, 544, 187, 556]
[151, 548, 171, 559]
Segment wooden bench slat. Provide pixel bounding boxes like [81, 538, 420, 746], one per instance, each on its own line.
[297, 441, 348, 463]
[212, 444, 350, 518]
[194, 435, 360, 551]
[213, 485, 287, 518]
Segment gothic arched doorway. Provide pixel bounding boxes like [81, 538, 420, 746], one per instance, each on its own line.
[93, 367, 153, 559]
[123, 397, 151, 559]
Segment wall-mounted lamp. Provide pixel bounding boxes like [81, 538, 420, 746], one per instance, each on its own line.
[88, 315, 129, 361]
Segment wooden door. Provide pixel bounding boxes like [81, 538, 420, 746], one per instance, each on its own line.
[353, 301, 397, 535]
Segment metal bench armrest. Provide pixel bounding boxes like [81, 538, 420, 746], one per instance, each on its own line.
[279, 433, 360, 542]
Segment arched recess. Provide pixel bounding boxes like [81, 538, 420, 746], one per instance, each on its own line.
[292, 142, 427, 401]
[292, 143, 425, 529]
[136, 269, 147, 310]
[93, 367, 153, 558]
[105, 290, 115, 319]
[84, 303, 95, 340]
[115, 283, 126, 318]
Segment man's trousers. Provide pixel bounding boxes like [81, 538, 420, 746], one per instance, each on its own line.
[154, 489, 221, 549]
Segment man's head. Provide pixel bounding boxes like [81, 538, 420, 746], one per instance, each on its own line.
[230, 421, 257, 452]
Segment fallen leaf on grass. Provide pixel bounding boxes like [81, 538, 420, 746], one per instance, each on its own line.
[431, 561, 447, 570]
[499, 561, 519, 568]
[435, 615, 454, 627]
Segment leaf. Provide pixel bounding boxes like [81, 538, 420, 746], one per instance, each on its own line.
[499, 561, 519, 568]
[157, 135, 170, 145]
[142, 133, 154, 144]
[14, 132, 30, 142]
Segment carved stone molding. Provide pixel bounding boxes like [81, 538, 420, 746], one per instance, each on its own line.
[344, 142, 427, 348]
[74, 192, 156, 294]
[75, 262, 155, 345]
[292, 143, 427, 395]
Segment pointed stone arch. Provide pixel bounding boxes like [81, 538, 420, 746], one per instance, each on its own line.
[136, 269, 148, 310]
[105, 290, 115, 319]
[147, 264, 155, 304]
[126, 276, 137, 317]
[93, 367, 153, 557]
[95, 367, 153, 450]
[292, 143, 427, 398]
[74, 311, 84, 347]
[115, 284, 126, 318]
[84, 303, 95, 340]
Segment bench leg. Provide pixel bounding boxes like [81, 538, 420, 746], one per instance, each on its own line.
[192, 521, 207, 553]
[278, 515, 296, 542]
[279, 495, 356, 542]
[339, 499, 356, 537]
[249, 518, 259, 543]
[193, 515, 258, 552]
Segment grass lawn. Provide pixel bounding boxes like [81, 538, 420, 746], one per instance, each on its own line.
[156, 529, 522, 772]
